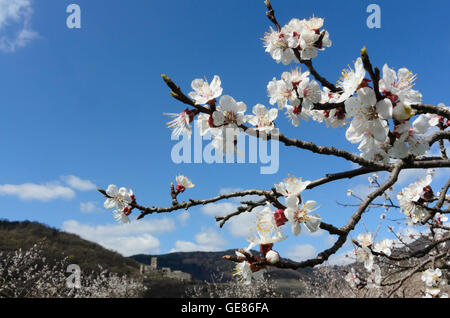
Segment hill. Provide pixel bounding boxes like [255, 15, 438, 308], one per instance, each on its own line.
[0, 219, 345, 297]
[131, 251, 315, 282]
[0, 219, 140, 277]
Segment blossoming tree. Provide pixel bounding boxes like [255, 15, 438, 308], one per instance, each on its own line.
[97, 1, 449, 297]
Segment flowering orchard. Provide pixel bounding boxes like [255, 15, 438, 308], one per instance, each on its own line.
[0, 243, 145, 298]
[98, 1, 449, 297]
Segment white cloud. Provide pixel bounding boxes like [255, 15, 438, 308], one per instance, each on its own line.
[95, 234, 160, 256]
[228, 209, 258, 237]
[0, 0, 38, 52]
[327, 250, 355, 266]
[304, 228, 325, 237]
[170, 228, 227, 253]
[201, 202, 238, 216]
[61, 218, 176, 256]
[61, 175, 97, 191]
[177, 212, 190, 226]
[171, 241, 200, 253]
[63, 218, 175, 237]
[286, 244, 317, 262]
[219, 188, 242, 195]
[0, 182, 75, 201]
[80, 201, 100, 214]
[195, 228, 227, 247]
[200, 189, 264, 237]
[0, 175, 99, 202]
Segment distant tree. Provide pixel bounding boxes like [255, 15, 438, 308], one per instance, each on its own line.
[0, 243, 146, 298]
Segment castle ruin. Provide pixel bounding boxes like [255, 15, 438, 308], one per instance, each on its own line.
[140, 257, 192, 282]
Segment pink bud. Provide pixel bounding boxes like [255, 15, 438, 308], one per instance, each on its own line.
[176, 184, 186, 193]
[181, 109, 195, 123]
[293, 106, 302, 116]
[422, 186, 434, 201]
[274, 209, 288, 227]
[123, 207, 132, 216]
[260, 243, 273, 256]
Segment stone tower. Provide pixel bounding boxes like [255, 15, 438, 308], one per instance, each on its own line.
[150, 257, 157, 271]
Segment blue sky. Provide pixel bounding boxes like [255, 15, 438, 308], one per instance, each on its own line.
[0, 0, 448, 264]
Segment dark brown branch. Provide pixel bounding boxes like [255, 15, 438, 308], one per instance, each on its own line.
[293, 48, 340, 93]
[97, 189, 267, 220]
[342, 162, 404, 233]
[428, 130, 450, 147]
[170, 183, 179, 206]
[362, 235, 450, 262]
[300, 58, 340, 93]
[242, 124, 389, 169]
[360, 47, 383, 101]
[161, 74, 212, 114]
[312, 101, 346, 111]
[421, 178, 450, 224]
[264, 0, 281, 32]
[411, 104, 450, 119]
[215, 197, 271, 228]
[383, 252, 448, 298]
[223, 165, 403, 269]
[436, 178, 450, 210]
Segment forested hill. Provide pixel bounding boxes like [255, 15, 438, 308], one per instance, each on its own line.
[0, 219, 140, 276]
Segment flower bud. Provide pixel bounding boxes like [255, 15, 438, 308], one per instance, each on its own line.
[123, 206, 132, 216]
[274, 209, 288, 227]
[393, 103, 414, 121]
[176, 184, 186, 193]
[249, 262, 262, 273]
[260, 243, 273, 256]
[266, 250, 280, 264]
[422, 186, 434, 202]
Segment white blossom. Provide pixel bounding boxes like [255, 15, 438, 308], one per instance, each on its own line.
[263, 27, 297, 65]
[212, 95, 247, 128]
[247, 205, 287, 246]
[176, 175, 195, 192]
[285, 105, 310, 127]
[355, 246, 374, 271]
[113, 210, 131, 224]
[267, 77, 299, 109]
[284, 194, 321, 236]
[247, 104, 278, 133]
[233, 260, 265, 285]
[164, 109, 194, 137]
[275, 176, 311, 197]
[345, 87, 393, 144]
[357, 233, 374, 247]
[379, 65, 422, 106]
[188, 75, 223, 105]
[345, 268, 360, 288]
[336, 57, 366, 102]
[104, 185, 133, 212]
[373, 239, 393, 256]
[397, 172, 433, 224]
[297, 78, 321, 110]
[421, 268, 444, 288]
